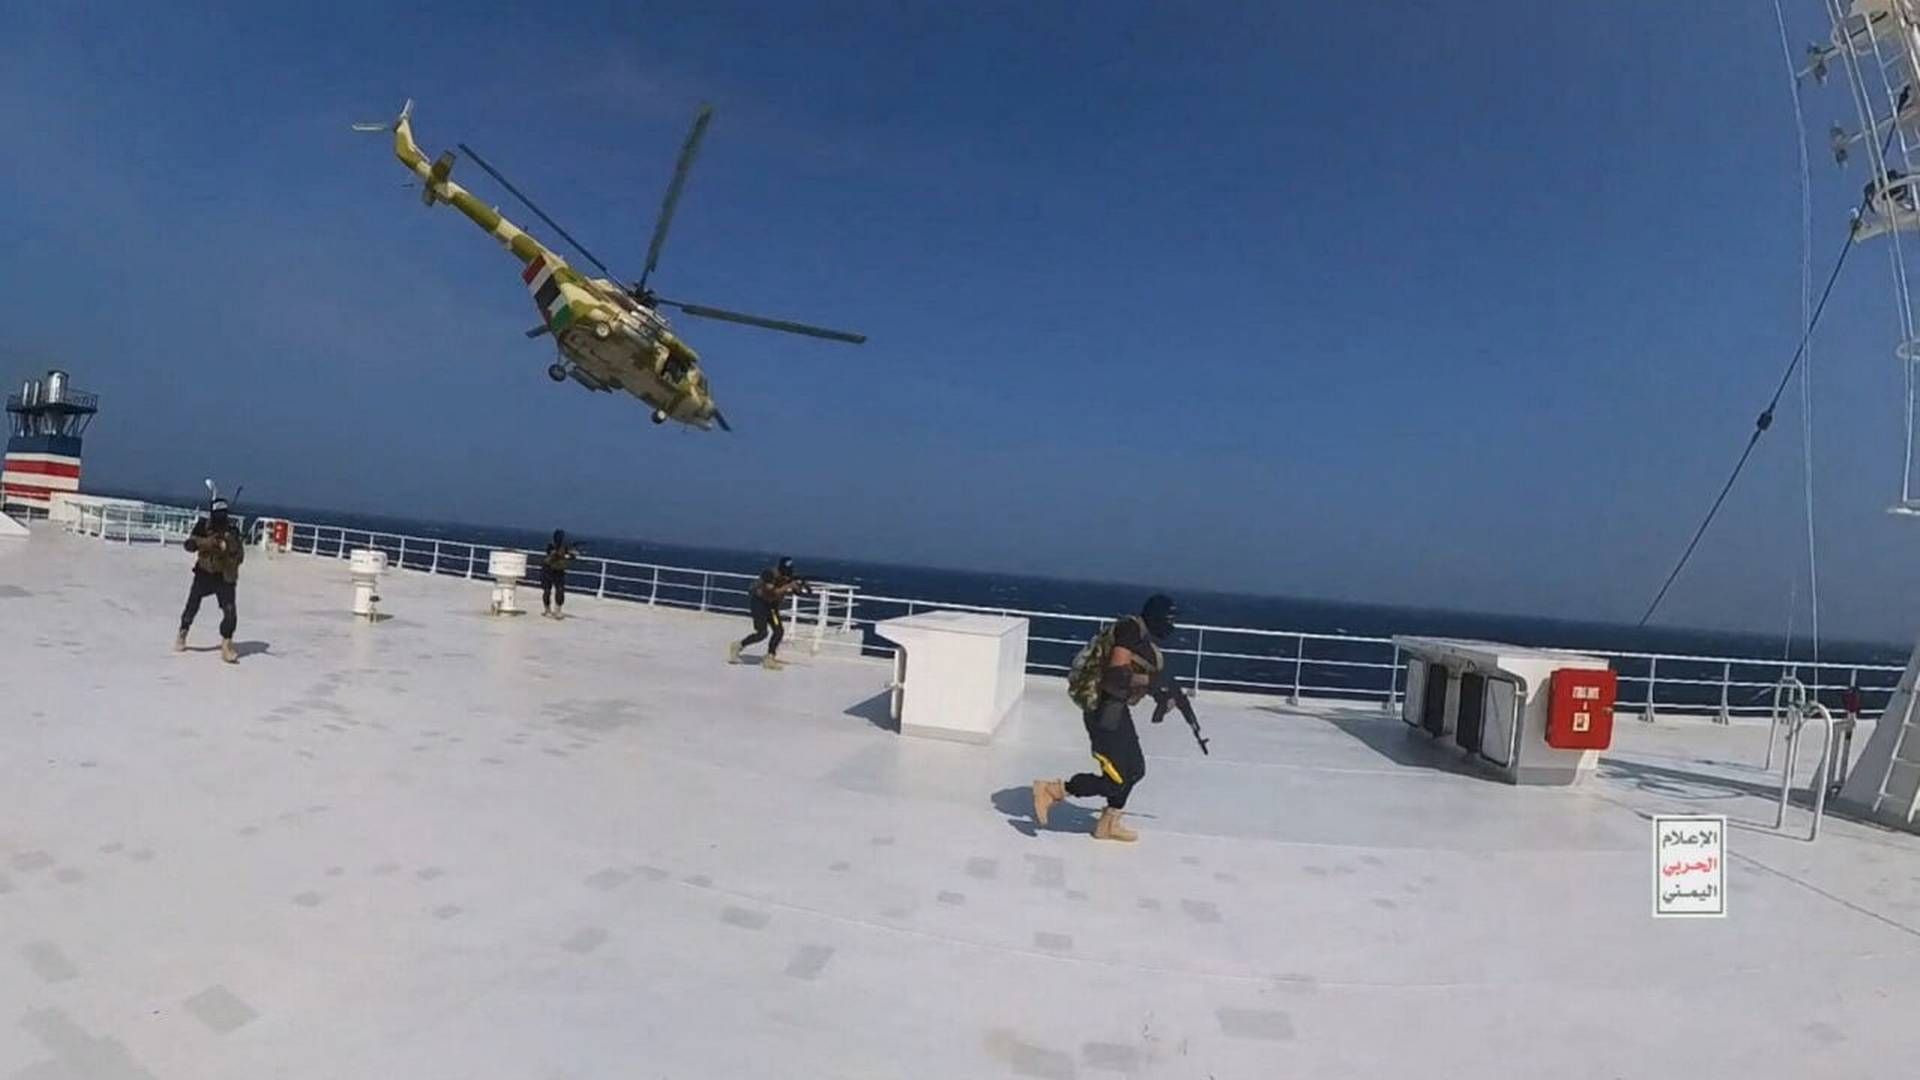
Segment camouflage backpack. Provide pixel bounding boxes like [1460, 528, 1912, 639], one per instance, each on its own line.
[1069, 615, 1166, 712]
[1067, 622, 1119, 712]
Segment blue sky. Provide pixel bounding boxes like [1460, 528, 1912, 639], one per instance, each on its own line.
[4, 1, 1918, 639]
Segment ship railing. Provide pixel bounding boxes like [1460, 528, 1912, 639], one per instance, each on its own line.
[827, 596, 1908, 721]
[87, 512, 1911, 721]
[267, 519, 859, 645]
[64, 499, 207, 544]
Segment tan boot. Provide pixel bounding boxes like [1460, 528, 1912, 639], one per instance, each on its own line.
[727, 640, 742, 664]
[174, 630, 188, 653]
[1031, 780, 1067, 827]
[763, 654, 786, 671]
[1093, 807, 1137, 843]
[220, 638, 238, 665]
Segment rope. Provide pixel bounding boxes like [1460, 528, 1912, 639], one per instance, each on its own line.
[1641, 1, 1843, 640]
[1635, 225, 1854, 627]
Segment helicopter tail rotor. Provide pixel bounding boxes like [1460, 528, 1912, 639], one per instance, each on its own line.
[350, 99, 414, 134]
[356, 99, 431, 184]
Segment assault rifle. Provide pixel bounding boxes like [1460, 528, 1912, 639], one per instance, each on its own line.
[1151, 678, 1209, 755]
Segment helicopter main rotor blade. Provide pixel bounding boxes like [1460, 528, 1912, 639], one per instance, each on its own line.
[659, 298, 867, 344]
[455, 142, 623, 282]
[639, 104, 714, 291]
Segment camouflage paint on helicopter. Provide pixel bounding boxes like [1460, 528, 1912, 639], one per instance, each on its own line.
[360, 101, 864, 430]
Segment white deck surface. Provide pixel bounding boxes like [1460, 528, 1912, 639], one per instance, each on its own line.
[4, 529, 1920, 1078]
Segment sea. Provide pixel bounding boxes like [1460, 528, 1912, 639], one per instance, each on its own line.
[110, 489, 1911, 711]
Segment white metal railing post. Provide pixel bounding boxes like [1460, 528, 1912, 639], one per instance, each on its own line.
[1642, 658, 1658, 723]
[1717, 662, 1731, 725]
[650, 567, 659, 605]
[430, 541, 440, 575]
[841, 588, 854, 632]
[700, 573, 710, 612]
[1765, 677, 1786, 773]
[1809, 709, 1834, 842]
[813, 588, 827, 654]
[398, 537, 407, 570]
[1290, 634, 1305, 706]
[1192, 628, 1205, 695]
[1385, 643, 1402, 713]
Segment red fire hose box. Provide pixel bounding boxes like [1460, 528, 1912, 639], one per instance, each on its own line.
[1546, 668, 1616, 750]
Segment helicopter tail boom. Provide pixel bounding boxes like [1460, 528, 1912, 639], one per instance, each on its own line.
[383, 100, 426, 174]
[361, 100, 553, 267]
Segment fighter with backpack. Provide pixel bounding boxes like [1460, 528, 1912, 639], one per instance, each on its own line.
[1033, 594, 1205, 842]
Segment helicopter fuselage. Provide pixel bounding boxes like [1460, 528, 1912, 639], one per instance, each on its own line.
[528, 260, 715, 426]
[384, 106, 721, 430]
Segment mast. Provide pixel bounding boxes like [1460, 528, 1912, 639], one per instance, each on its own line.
[1817, 0, 1920, 510]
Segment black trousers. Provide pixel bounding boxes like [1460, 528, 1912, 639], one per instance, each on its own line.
[1066, 700, 1146, 809]
[739, 597, 784, 656]
[541, 567, 567, 609]
[180, 570, 237, 639]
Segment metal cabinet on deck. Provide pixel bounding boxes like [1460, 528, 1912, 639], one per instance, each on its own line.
[1396, 637, 1611, 786]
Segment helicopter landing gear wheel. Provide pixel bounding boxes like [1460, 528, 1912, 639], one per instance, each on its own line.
[651, 410, 668, 425]
[593, 321, 611, 340]
[547, 363, 567, 383]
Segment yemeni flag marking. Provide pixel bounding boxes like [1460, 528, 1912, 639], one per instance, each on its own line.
[521, 255, 576, 330]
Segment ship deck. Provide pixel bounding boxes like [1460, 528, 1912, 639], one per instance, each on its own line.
[4, 528, 1920, 1078]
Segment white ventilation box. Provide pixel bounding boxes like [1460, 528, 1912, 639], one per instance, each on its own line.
[875, 611, 1028, 744]
[488, 550, 528, 615]
[349, 549, 388, 619]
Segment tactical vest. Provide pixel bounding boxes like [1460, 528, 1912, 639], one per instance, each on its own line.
[195, 527, 245, 583]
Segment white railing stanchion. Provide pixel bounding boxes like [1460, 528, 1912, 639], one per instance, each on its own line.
[1385, 643, 1402, 713]
[598, 561, 608, 600]
[1642, 658, 1659, 723]
[650, 567, 660, 605]
[1192, 628, 1205, 696]
[814, 589, 828, 655]
[1290, 635, 1305, 706]
[1718, 662, 1731, 725]
[1766, 678, 1786, 772]
[1807, 703, 1836, 842]
[430, 541, 440, 575]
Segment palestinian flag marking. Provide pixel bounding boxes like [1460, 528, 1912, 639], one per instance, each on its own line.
[521, 255, 577, 331]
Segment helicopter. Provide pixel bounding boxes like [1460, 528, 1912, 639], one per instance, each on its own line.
[354, 101, 865, 431]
